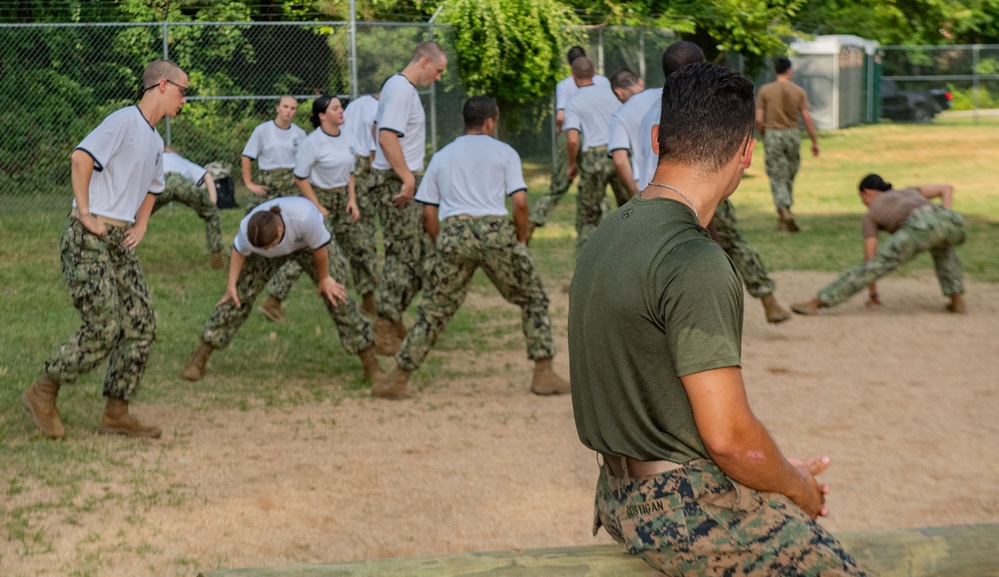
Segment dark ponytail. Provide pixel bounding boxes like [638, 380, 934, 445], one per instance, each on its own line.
[858, 173, 892, 192]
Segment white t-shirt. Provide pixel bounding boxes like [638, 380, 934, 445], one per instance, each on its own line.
[294, 127, 354, 189]
[74, 105, 165, 223]
[163, 151, 207, 186]
[344, 94, 379, 157]
[242, 120, 307, 171]
[607, 88, 662, 181]
[635, 100, 662, 190]
[373, 74, 426, 173]
[562, 83, 621, 151]
[415, 134, 527, 221]
[555, 74, 611, 110]
[234, 196, 331, 258]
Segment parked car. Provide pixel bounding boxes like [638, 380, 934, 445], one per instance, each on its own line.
[880, 78, 953, 122]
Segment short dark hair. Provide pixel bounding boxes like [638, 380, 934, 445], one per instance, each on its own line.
[662, 41, 705, 77]
[658, 62, 755, 172]
[463, 95, 499, 130]
[610, 69, 641, 91]
[567, 45, 587, 64]
[859, 174, 892, 192]
[774, 57, 792, 75]
[571, 56, 595, 80]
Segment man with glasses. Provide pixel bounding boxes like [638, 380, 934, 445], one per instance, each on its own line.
[21, 60, 188, 440]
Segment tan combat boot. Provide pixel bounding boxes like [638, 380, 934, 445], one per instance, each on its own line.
[373, 316, 402, 356]
[21, 374, 65, 439]
[947, 293, 967, 313]
[530, 358, 570, 395]
[210, 251, 224, 270]
[98, 398, 162, 438]
[778, 207, 800, 233]
[259, 295, 287, 323]
[181, 342, 214, 382]
[360, 292, 377, 317]
[790, 298, 823, 315]
[761, 294, 792, 324]
[371, 367, 411, 400]
[357, 346, 384, 380]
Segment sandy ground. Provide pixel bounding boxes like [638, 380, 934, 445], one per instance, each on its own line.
[4, 270, 999, 576]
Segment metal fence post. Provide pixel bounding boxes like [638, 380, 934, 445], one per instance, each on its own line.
[428, 8, 443, 154]
[349, 0, 358, 99]
[162, 16, 171, 146]
[973, 44, 980, 124]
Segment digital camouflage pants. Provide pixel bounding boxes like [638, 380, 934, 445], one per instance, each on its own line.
[396, 216, 555, 372]
[764, 128, 801, 211]
[45, 217, 156, 399]
[244, 168, 296, 213]
[576, 147, 632, 254]
[529, 130, 573, 227]
[152, 172, 223, 253]
[594, 459, 866, 576]
[267, 184, 380, 300]
[818, 206, 966, 307]
[200, 245, 374, 354]
[713, 200, 776, 299]
[369, 168, 433, 322]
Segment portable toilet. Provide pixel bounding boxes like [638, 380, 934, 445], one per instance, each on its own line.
[788, 35, 881, 129]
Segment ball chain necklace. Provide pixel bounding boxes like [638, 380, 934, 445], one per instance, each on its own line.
[647, 181, 699, 221]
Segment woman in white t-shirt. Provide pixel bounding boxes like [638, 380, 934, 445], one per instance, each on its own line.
[241, 95, 306, 212]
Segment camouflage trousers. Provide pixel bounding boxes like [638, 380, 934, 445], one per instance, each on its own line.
[529, 130, 574, 227]
[244, 168, 296, 213]
[594, 460, 866, 576]
[354, 154, 381, 255]
[818, 206, 966, 307]
[267, 184, 380, 300]
[44, 217, 156, 399]
[200, 245, 374, 354]
[577, 147, 632, 254]
[396, 216, 555, 371]
[369, 168, 433, 322]
[764, 129, 802, 211]
[152, 172, 223, 252]
[713, 200, 776, 299]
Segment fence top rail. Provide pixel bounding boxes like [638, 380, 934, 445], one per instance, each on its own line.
[884, 74, 999, 81]
[882, 43, 999, 50]
[0, 20, 353, 29]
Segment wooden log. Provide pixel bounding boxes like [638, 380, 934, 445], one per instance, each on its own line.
[199, 522, 999, 577]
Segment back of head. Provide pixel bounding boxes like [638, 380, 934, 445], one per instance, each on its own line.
[859, 174, 891, 192]
[658, 62, 755, 172]
[463, 95, 499, 130]
[310, 95, 334, 129]
[567, 45, 587, 65]
[610, 69, 641, 92]
[774, 56, 792, 75]
[247, 206, 283, 248]
[661, 41, 705, 78]
[412, 40, 446, 64]
[571, 57, 596, 81]
[142, 59, 183, 88]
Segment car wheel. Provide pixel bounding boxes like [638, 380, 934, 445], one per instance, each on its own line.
[913, 106, 935, 123]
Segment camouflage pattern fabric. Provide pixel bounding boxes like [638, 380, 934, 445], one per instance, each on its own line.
[369, 168, 432, 322]
[200, 244, 373, 354]
[763, 128, 802, 211]
[354, 154, 380, 249]
[267, 184, 380, 300]
[713, 200, 775, 299]
[395, 216, 555, 372]
[152, 172, 223, 252]
[44, 217, 156, 399]
[244, 168, 295, 213]
[818, 206, 966, 307]
[529, 130, 573, 227]
[576, 147, 632, 254]
[594, 459, 866, 576]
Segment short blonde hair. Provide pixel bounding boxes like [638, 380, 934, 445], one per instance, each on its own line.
[142, 60, 184, 89]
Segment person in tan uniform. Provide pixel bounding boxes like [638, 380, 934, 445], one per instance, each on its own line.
[756, 57, 819, 232]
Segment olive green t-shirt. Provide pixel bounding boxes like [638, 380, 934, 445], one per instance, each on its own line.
[568, 195, 744, 463]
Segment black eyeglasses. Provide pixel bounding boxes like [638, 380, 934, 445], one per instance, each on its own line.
[144, 79, 188, 98]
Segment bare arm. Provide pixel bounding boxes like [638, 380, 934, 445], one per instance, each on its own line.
[422, 203, 440, 244]
[864, 236, 880, 304]
[612, 149, 638, 198]
[378, 130, 416, 207]
[566, 129, 580, 181]
[124, 192, 157, 249]
[242, 156, 267, 197]
[801, 110, 819, 156]
[346, 173, 359, 222]
[294, 176, 328, 218]
[313, 246, 347, 307]
[555, 109, 565, 134]
[915, 183, 954, 209]
[202, 172, 218, 205]
[755, 108, 766, 138]
[218, 248, 247, 308]
[682, 366, 829, 519]
[510, 190, 529, 245]
[70, 149, 107, 237]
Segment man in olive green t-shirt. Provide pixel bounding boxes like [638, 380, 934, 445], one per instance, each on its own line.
[569, 63, 864, 577]
[756, 56, 820, 232]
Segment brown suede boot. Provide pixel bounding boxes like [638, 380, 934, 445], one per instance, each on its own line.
[530, 358, 570, 395]
[210, 251, 224, 270]
[98, 398, 162, 438]
[357, 346, 384, 380]
[790, 297, 823, 315]
[778, 207, 800, 233]
[181, 341, 214, 382]
[761, 294, 792, 324]
[373, 316, 402, 356]
[360, 292, 377, 317]
[259, 295, 287, 323]
[371, 367, 411, 400]
[21, 374, 65, 439]
[947, 293, 967, 313]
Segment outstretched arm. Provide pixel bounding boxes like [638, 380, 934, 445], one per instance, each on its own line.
[916, 183, 954, 209]
[864, 236, 881, 305]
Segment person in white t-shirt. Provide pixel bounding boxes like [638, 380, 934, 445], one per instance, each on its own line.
[22, 60, 188, 440]
[181, 196, 382, 383]
[527, 46, 611, 240]
[368, 41, 447, 355]
[607, 69, 662, 198]
[152, 148, 224, 269]
[261, 95, 380, 322]
[371, 96, 569, 400]
[241, 95, 307, 212]
[563, 56, 631, 255]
